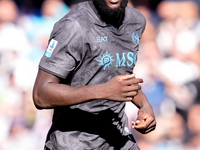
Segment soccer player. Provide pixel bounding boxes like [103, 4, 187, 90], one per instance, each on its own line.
[33, 0, 156, 149]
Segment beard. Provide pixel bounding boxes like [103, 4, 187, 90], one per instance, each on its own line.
[93, 0, 128, 26]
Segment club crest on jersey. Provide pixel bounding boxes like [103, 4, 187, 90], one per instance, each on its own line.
[132, 31, 139, 45]
[45, 39, 58, 57]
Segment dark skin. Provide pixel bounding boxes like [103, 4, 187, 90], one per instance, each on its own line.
[33, 70, 156, 134]
[33, 0, 156, 135]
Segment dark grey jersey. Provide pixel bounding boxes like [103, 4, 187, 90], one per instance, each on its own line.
[40, 1, 145, 149]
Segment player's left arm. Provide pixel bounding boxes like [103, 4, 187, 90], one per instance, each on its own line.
[131, 90, 156, 134]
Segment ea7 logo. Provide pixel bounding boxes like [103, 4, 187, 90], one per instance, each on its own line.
[96, 36, 108, 42]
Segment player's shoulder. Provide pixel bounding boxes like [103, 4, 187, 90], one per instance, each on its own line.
[126, 5, 146, 25]
[53, 1, 91, 31]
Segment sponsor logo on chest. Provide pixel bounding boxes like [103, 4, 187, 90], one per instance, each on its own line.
[96, 51, 138, 70]
[96, 31, 139, 70]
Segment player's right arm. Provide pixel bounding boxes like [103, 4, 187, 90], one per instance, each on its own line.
[32, 69, 143, 109]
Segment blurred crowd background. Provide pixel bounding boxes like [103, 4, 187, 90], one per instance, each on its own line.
[0, 0, 199, 149]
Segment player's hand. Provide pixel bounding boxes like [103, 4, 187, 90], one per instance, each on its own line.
[132, 106, 156, 134]
[102, 74, 143, 102]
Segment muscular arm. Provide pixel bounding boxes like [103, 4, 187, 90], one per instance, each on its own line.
[33, 69, 156, 133]
[32, 69, 143, 109]
[33, 69, 99, 109]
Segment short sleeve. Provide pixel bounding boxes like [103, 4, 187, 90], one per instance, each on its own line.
[39, 19, 84, 79]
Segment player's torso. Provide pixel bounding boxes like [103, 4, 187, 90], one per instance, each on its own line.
[65, 2, 143, 113]
[70, 8, 141, 87]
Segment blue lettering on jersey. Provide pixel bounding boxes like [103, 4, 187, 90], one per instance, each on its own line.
[96, 51, 138, 70]
[96, 36, 108, 42]
[132, 31, 139, 45]
[115, 53, 126, 67]
[127, 52, 134, 66]
[134, 51, 138, 65]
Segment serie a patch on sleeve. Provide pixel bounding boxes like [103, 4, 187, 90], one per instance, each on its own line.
[45, 39, 58, 57]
